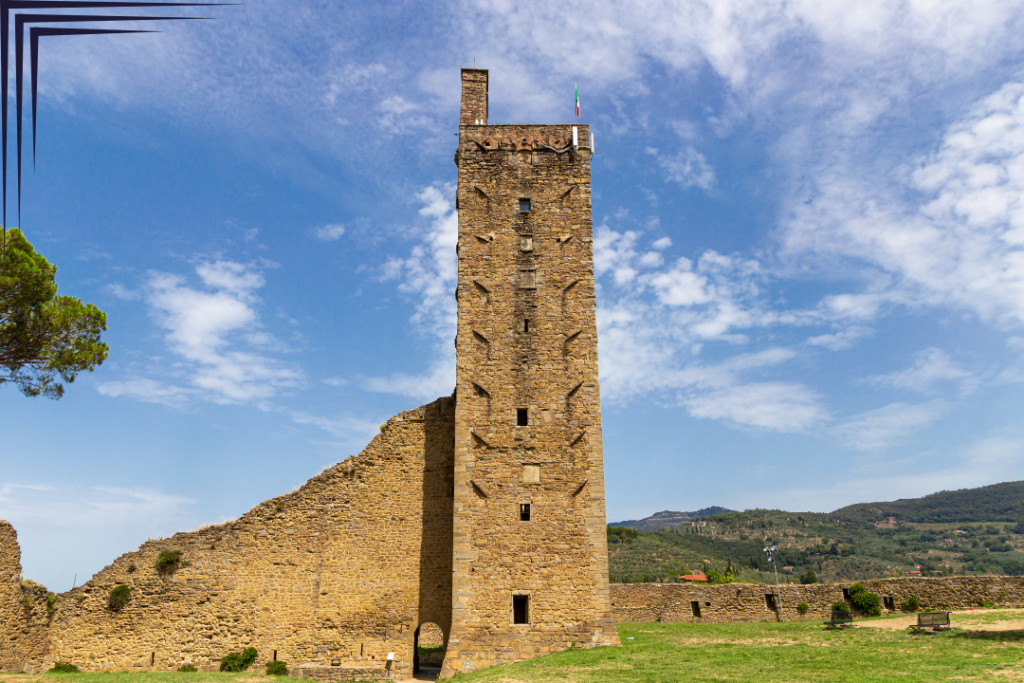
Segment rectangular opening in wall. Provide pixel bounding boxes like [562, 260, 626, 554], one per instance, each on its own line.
[513, 594, 529, 624]
[519, 198, 531, 212]
[690, 601, 702, 618]
[274, 651, 278, 662]
[842, 588, 851, 600]
[517, 408, 528, 426]
[765, 593, 777, 610]
[883, 596, 895, 610]
[524, 319, 530, 332]
[520, 503, 532, 522]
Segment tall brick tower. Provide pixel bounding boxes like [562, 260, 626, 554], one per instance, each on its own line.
[442, 69, 619, 678]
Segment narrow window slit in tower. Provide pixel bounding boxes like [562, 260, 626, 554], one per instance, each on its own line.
[520, 503, 531, 522]
[151, 653, 155, 666]
[513, 595, 529, 624]
[517, 408, 528, 426]
[524, 319, 530, 333]
[274, 651, 278, 662]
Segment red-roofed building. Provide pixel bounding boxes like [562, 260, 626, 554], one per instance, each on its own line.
[904, 570, 922, 575]
[679, 573, 708, 583]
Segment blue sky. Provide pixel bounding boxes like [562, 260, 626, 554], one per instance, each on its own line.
[3, 0, 1024, 591]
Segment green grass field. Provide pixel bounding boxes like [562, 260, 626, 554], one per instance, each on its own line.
[5, 616, 1024, 683]
[448, 618, 1024, 683]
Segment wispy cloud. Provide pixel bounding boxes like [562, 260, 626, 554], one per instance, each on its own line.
[0, 483, 196, 591]
[366, 184, 457, 399]
[869, 348, 977, 395]
[314, 224, 346, 241]
[98, 260, 303, 406]
[831, 400, 949, 451]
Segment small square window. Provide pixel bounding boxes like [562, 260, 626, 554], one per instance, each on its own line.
[517, 408, 528, 426]
[513, 594, 529, 624]
[520, 503, 531, 522]
[519, 198, 531, 212]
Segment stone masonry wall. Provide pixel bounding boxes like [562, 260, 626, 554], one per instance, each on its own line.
[611, 576, 1024, 623]
[0, 397, 455, 679]
[445, 68, 617, 678]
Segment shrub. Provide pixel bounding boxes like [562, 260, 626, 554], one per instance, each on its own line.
[798, 602, 809, 615]
[127, 563, 136, 573]
[177, 665, 197, 672]
[22, 595, 33, 611]
[266, 661, 288, 676]
[901, 596, 920, 612]
[108, 585, 131, 611]
[979, 599, 994, 608]
[850, 588, 882, 617]
[50, 662, 79, 673]
[832, 601, 848, 612]
[154, 549, 183, 576]
[219, 653, 244, 672]
[220, 648, 257, 672]
[46, 593, 59, 615]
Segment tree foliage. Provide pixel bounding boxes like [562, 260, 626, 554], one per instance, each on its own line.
[0, 229, 108, 398]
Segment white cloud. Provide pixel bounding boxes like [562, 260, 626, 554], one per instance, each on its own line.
[782, 81, 1024, 329]
[832, 400, 949, 451]
[289, 411, 382, 443]
[869, 347, 976, 394]
[367, 184, 458, 399]
[656, 146, 715, 190]
[807, 326, 872, 351]
[314, 224, 346, 241]
[97, 261, 303, 406]
[106, 283, 140, 301]
[683, 381, 824, 432]
[96, 378, 195, 407]
[652, 236, 673, 250]
[321, 376, 349, 387]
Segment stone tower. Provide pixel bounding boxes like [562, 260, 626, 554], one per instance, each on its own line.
[442, 69, 619, 677]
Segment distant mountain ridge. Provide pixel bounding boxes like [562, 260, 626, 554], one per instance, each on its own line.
[610, 506, 735, 531]
[831, 480, 1024, 524]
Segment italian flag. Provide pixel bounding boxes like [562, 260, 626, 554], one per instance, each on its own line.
[575, 84, 580, 118]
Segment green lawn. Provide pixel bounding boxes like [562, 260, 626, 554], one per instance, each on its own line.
[448, 618, 1024, 682]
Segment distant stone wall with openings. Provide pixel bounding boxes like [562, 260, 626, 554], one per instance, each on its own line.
[611, 576, 1024, 623]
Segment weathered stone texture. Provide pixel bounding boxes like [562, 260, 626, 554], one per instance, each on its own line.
[460, 69, 488, 125]
[611, 576, 1024, 623]
[444, 68, 617, 678]
[1, 398, 454, 678]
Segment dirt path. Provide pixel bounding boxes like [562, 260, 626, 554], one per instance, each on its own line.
[859, 608, 1024, 631]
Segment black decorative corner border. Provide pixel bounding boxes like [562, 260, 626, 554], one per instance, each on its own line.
[1, 0, 235, 227]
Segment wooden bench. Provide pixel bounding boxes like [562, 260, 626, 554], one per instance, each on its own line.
[909, 611, 951, 633]
[825, 610, 854, 629]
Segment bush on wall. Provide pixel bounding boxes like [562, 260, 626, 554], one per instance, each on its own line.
[266, 661, 288, 676]
[108, 585, 131, 612]
[154, 550, 183, 576]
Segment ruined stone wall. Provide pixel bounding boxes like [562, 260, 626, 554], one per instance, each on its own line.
[1, 397, 455, 679]
[0, 521, 52, 673]
[445, 68, 617, 678]
[611, 576, 1024, 623]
